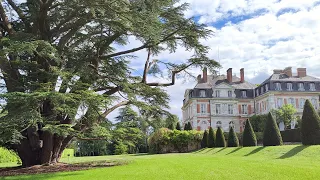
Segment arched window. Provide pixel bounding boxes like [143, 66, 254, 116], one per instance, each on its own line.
[216, 121, 222, 128]
[229, 121, 235, 129]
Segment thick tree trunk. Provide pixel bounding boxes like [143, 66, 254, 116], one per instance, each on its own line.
[16, 129, 73, 167]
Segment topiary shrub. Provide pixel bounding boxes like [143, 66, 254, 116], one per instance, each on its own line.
[215, 127, 226, 147]
[168, 123, 175, 130]
[208, 127, 215, 148]
[228, 127, 239, 147]
[242, 119, 257, 147]
[263, 112, 283, 146]
[301, 99, 320, 145]
[184, 123, 188, 130]
[0, 147, 20, 163]
[201, 130, 208, 148]
[188, 122, 193, 130]
[176, 122, 181, 130]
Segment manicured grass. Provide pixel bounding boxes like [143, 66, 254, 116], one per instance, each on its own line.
[2, 145, 320, 180]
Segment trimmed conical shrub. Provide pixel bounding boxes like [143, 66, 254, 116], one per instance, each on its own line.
[263, 112, 283, 146]
[168, 123, 175, 130]
[208, 127, 215, 148]
[228, 127, 239, 147]
[215, 127, 226, 147]
[242, 119, 257, 147]
[176, 122, 181, 130]
[201, 130, 208, 148]
[184, 123, 188, 130]
[187, 122, 193, 130]
[301, 99, 320, 145]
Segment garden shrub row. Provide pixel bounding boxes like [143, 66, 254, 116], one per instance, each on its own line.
[148, 128, 202, 153]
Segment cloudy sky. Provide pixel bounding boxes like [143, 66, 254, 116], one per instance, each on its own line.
[108, 0, 320, 121]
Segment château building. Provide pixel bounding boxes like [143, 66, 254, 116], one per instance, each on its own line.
[181, 67, 320, 132]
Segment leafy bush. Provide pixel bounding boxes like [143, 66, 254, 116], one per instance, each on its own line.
[301, 100, 320, 145]
[263, 112, 283, 146]
[114, 141, 128, 155]
[242, 119, 257, 147]
[0, 147, 20, 163]
[228, 127, 239, 147]
[148, 128, 202, 153]
[250, 114, 268, 132]
[201, 130, 208, 148]
[208, 127, 215, 148]
[61, 149, 74, 158]
[168, 123, 175, 130]
[215, 127, 226, 147]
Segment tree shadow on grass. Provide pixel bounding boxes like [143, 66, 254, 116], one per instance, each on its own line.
[278, 145, 309, 159]
[226, 147, 242, 155]
[0, 172, 82, 180]
[244, 146, 265, 156]
[213, 147, 227, 154]
[191, 148, 206, 154]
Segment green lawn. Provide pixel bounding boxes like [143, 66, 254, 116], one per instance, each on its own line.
[2, 145, 320, 180]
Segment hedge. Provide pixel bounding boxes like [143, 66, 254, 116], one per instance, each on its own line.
[242, 119, 257, 147]
[215, 127, 226, 147]
[148, 128, 202, 153]
[0, 147, 20, 163]
[301, 99, 320, 145]
[280, 129, 301, 142]
[263, 112, 283, 146]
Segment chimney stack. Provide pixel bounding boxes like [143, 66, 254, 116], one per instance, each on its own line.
[197, 74, 202, 83]
[284, 67, 292, 77]
[227, 68, 232, 83]
[203, 67, 207, 83]
[240, 68, 244, 83]
[297, 68, 306, 78]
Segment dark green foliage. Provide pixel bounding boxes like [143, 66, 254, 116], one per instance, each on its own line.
[242, 119, 257, 147]
[201, 130, 208, 148]
[148, 128, 203, 153]
[208, 127, 215, 148]
[263, 112, 283, 146]
[188, 122, 193, 130]
[228, 127, 239, 147]
[250, 114, 268, 132]
[215, 127, 226, 147]
[301, 100, 320, 145]
[168, 123, 175, 130]
[176, 122, 181, 130]
[184, 123, 188, 130]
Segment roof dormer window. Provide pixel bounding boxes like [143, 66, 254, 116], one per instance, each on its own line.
[200, 90, 206, 97]
[287, 83, 293, 91]
[275, 82, 282, 91]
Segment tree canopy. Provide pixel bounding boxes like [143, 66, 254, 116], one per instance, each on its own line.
[0, 0, 219, 166]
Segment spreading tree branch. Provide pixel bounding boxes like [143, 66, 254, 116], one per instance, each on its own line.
[101, 100, 130, 117]
[6, 0, 30, 30]
[0, 2, 13, 35]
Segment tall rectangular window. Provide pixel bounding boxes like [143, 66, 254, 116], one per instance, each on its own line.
[289, 98, 295, 107]
[228, 90, 232, 97]
[275, 83, 282, 90]
[200, 90, 206, 97]
[299, 98, 305, 109]
[287, 83, 293, 91]
[200, 104, 206, 113]
[261, 87, 264, 94]
[228, 104, 233, 114]
[277, 98, 283, 108]
[310, 83, 316, 91]
[216, 104, 221, 114]
[241, 90, 247, 98]
[298, 83, 305, 91]
[241, 104, 248, 114]
[215, 90, 220, 97]
[311, 98, 318, 109]
[256, 89, 259, 96]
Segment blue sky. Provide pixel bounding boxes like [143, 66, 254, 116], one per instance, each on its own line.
[107, 0, 320, 121]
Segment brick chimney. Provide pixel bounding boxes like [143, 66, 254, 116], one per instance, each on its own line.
[297, 68, 306, 78]
[273, 69, 283, 74]
[284, 67, 292, 77]
[240, 68, 244, 83]
[227, 68, 232, 83]
[197, 74, 202, 83]
[203, 67, 207, 83]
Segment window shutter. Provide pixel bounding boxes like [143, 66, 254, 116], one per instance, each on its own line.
[296, 99, 299, 108]
[248, 105, 252, 114]
[284, 99, 287, 105]
[197, 104, 200, 113]
[238, 105, 241, 114]
[207, 104, 210, 113]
